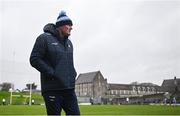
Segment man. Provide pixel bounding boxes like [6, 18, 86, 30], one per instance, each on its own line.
[30, 10, 80, 115]
[2, 98, 6, 105]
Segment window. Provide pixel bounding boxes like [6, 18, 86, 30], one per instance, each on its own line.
[116, 90, 118, 95]
[138, 87, 141, 91]
[151, 87, 155, 92]
[147, 87, 150, 92]
[142, 87, 146, 92]
[111, 90, 113, 94]
[132, 86, 136, 92]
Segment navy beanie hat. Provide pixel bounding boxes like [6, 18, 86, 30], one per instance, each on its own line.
[56, 10, 73, 28]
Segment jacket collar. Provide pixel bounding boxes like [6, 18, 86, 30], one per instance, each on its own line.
[43, 23, 68, 46]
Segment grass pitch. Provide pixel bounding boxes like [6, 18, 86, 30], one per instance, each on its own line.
[0, 105, 180, 115]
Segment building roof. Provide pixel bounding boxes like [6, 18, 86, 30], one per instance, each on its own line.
[161, 77, 180, 92]
[108, 84, 132, 90]
[76, 71, 100, 84]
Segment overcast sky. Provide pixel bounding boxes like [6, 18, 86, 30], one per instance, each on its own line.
[0, 0, 180, 90]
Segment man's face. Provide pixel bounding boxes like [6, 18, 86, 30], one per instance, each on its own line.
[60, 24, 72, 37]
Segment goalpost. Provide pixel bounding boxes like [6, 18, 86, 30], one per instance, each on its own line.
[9, 84, 32, 105]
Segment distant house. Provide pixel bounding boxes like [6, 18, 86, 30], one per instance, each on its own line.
[107, 83, 161, 98]
[107, 84, 133, 98]
[161, 76, 180, 94]
[161, 76, 180, 102]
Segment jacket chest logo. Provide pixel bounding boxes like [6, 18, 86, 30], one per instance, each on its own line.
[51, 42, 71, 49]
[51, 42, 58, 45]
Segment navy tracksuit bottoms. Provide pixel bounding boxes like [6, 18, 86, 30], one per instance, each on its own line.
[43, 89, 80, 115]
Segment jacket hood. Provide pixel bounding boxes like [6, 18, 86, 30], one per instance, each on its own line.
[43, 23, 58, 36]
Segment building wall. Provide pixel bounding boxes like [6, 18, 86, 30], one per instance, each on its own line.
[75, 72, 160, 100]
[76, 83, 159, 99]
[93, 73, 107, 98]
[75, 83, 93, 97]
[131, 85, 158, 95]
[75, 72, 107, 98]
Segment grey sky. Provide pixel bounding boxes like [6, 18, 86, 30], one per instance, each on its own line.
[0, 0, 180, 90]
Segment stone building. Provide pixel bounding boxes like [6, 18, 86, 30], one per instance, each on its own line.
[161, 76, 180, 94]
[161, 76, 180, 102]
[75, 71, 162, 104]
[75, 71, 107, 103]
[107, 83, 160, 98]
[106, 83, 162, 104]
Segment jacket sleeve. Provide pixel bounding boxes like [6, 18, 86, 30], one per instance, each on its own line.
[30, 35, 54, 77]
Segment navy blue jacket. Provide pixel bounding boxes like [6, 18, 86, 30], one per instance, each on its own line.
[30, 23, 77, 93]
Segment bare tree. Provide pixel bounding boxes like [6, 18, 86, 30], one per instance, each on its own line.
[26, 83, 37, 90]
[1, 82, 14, 91]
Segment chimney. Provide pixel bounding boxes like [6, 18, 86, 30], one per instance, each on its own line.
[174, 76, 177, 85]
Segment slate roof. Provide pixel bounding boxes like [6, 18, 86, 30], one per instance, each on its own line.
[76, 71, 100, 84]
[108, 84, 132, 90]
[161, 77, 180, 92]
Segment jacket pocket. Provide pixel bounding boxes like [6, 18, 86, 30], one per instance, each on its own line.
[54, 64, 69, 87]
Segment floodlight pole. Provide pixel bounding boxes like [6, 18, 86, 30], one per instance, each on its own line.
[9, 88, 13, 105]
[29, 83, 32, 106]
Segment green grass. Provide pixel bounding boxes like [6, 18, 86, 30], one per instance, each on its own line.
[0, 91, 44, 105]
[1, 92, 179, 115]
[0, 91, 10, 104]
[0, 105, 180, 115]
